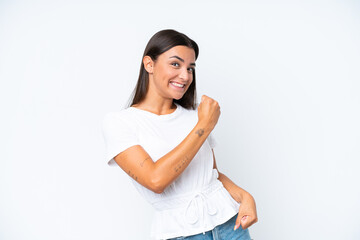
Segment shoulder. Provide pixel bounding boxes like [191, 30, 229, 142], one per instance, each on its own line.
[103, 107, 137, 119]
[102, 108, 137, 128]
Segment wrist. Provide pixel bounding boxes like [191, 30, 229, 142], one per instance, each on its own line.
[195, 121, 212, 135]
[232, 186, 251, 203]
[239, 191, 253, 203]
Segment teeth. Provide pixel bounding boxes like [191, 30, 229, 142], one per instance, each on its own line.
[171, 82, 184, 88]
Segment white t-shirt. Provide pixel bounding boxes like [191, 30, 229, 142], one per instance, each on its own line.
[101, 103, 240, 240]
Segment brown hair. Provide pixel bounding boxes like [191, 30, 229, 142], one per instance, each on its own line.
[129, 29, 199, 109]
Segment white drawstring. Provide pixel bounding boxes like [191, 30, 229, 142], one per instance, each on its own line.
[184, 191, 218, 234]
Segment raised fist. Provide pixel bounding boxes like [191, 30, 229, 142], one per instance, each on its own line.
[197, 95, 221, 131]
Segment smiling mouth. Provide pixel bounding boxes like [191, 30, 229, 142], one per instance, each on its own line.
[170, 81, 185, 88]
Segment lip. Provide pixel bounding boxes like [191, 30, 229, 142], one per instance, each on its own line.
[169, 81, 186, 90]
[170, 80, 186, 85]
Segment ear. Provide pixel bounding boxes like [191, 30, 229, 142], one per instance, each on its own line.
[143, 56, 154, 74]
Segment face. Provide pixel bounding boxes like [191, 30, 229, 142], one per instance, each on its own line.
[144, 45, 196, 100]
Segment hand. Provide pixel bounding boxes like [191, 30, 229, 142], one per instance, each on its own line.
[197, 95, 220, 131]
[234, 193, 258, 230]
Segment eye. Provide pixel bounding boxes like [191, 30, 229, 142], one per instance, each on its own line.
[171, 62, 180, 67]
[188, 68, 195, 73]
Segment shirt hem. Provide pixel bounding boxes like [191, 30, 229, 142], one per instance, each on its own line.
[150, 209, 238, 240]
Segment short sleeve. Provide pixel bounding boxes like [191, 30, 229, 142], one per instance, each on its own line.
[207, 132, 217, 149]
[101, 112, 139, 166]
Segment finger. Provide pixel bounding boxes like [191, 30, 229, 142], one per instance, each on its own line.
[201, 95, 205, 102]
[242, 215, 257, 229]
[240, 215, 249, 229]
[234, 214, 243, 231]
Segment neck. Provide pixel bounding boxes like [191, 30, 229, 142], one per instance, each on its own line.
[132, 93, 177, 115]
[132, 75, 180, 115]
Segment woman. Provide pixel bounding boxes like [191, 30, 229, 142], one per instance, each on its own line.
[102, 29, 258, 240]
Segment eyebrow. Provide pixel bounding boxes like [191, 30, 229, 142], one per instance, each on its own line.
[169, 55, 196, 67]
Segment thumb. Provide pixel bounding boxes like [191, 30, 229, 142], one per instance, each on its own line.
[201, 95, 206, 102]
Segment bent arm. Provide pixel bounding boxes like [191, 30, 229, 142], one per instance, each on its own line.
[212, 149, 258, 229]
[115, 121, 211, 194]
[212, 149, 251, 202]
[113, 95, 220, 194]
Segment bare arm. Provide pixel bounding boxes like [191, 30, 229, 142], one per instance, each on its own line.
[214, 159, 251, 203]
[113, 95, 220, 194]
[212, 149, 258, 229]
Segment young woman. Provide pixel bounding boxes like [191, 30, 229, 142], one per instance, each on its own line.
[102, 29, 258, 240]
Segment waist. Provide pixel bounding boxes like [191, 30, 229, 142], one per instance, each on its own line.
[151, 180, 224, 211]
[150, 180, 240, 239]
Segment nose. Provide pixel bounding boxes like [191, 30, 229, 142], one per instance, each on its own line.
[179, 67, 191, 82]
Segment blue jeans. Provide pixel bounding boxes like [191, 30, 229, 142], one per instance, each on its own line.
[167, 213, 252, 240]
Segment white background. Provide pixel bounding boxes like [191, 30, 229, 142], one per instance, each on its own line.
[1, 1, 359, 239]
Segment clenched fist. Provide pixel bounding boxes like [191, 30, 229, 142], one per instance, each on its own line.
[197, 95, 221, 131]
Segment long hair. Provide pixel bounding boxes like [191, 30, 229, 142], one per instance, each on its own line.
[128, 29, 199, 109]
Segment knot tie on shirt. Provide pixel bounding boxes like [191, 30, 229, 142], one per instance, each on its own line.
[184, 191, 218, 234]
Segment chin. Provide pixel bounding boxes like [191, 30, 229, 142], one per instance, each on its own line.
[170, 91, 186, 101]
[173, 95, 184, 100]
[175, 91, 189, 100]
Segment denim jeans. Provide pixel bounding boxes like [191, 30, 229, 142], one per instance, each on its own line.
[167, 213, 252, 240]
